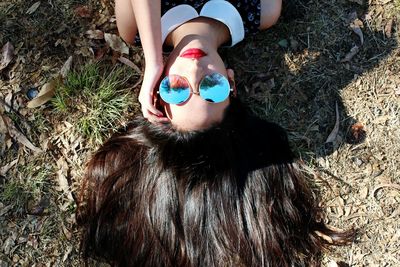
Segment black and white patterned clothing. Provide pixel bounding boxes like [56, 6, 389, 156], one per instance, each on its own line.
[161, 0, 261, 46]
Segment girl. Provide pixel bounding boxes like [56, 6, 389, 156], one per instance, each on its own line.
[114, 0, 282, 127]
[76, 2, 354, 266]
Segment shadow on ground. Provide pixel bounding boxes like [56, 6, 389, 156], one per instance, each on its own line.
[223, 0, 397, 159]
[1, 0, 399, 266]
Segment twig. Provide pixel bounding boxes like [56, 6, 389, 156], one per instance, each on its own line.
[0, 97, 27, 122]
[318, 167, 354, 189]
[0, 96, 42, 146]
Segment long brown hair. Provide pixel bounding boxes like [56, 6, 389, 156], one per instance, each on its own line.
[76, 99, 354, 266]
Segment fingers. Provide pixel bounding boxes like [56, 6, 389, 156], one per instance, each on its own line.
[139, 95, 169, 124]
[142, 107, 170, 124]
[140, 100, 169, 124]
[138, 64, 167, 124]
[144, 100, 163, 117]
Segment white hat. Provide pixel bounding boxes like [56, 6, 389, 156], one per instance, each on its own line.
[161, 0, 245, 47]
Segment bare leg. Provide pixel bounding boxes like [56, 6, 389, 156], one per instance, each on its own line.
[115, 0, 138, 44]
[260, 0, 282, 30]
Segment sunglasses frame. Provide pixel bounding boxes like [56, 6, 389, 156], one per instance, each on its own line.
[157, 72, 234, 105]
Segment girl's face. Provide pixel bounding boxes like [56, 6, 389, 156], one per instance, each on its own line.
[161, 38, 234, 131]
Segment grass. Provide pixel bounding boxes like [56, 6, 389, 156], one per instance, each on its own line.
[0, 157, 77, 264]
[0, 0, 88, 54]
[0, 162, 51, 215]
[395, 0, 400, 11]
[1, 0, 399, 266]
[52, 63, 135, 144]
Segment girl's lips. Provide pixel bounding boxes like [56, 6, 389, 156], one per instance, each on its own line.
[180, 48, 207, 59]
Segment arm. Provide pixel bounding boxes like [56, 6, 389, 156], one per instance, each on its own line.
[130, 0, 163, 67]
[131, 0, 168, 122]
[116, 0, 168, 122]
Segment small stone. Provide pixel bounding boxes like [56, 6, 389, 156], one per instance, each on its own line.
[347, 122, 366, 144]
[26, 88, 39, 100]
[353, 157, 363, 166]
[278, 39, 289, 48]
[290, 38, 299, 50]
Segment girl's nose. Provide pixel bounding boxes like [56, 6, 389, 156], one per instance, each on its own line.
[188, 62, 205, 93]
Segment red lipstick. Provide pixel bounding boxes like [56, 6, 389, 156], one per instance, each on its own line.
[180, 48, 207, 59]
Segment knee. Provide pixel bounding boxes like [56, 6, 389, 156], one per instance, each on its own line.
[119, 32, 136, 45]
[259, 0, 282, 30]
[115, 0, 137, 44]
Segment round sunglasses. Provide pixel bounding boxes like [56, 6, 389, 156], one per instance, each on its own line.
[158, 72, 233, 105]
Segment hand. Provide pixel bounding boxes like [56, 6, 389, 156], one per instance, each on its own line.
[138, 63, 170, 124]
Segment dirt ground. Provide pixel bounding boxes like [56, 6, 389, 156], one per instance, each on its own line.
[0, 0, 399, 266]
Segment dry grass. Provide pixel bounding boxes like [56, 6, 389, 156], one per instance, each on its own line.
[0, 0, 399, 266]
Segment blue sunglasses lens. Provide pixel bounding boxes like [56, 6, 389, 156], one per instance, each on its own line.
[199, 73, 230, 103]
[159, 75, 191, 104]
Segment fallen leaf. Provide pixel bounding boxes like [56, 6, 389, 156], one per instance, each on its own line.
[0, 159, 18, 176]
[27, 197, 49, 216]
[111, 50, 121, 64]
[104, 33, 129, 55]
[62, 246, 73, 262]
[61, 222, 72, 241]
[0, 42, 14, 71]
[85, 29, 104, 40]
[344, 206, 352, 216]
[74, 5, 92, 18]
[118, 56, 141, 73]
[5, 138, 12, 150]
[56, 157, 74, 201]
[372, 184, 400, 197]
[341, 45, 360, 62]
[1, 114, 42, 153]
[3, 234, 16, 255]
[346, 11, 358, 23]
[0, 114, 7, 134]
[360, 186, 369, 199]
[350, 23, 364, 45]
[0, 204, 14, 217]
[92, 45, 109, 60]
[326, 259, 339, 267]
[265, 78, 275, 90]
[26, 1, 41, 15]
[95, 13, 109, 26]
[39, 132, 50, 151]
[27, 78, 58, 108]
[384, 18, 393, 38]
[372, 115, 389, 124]
[336, 196, 345, 217]
[4, 92, 12, 112]
[326, 102, 340, 143]
[60, 56, 73, 78]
